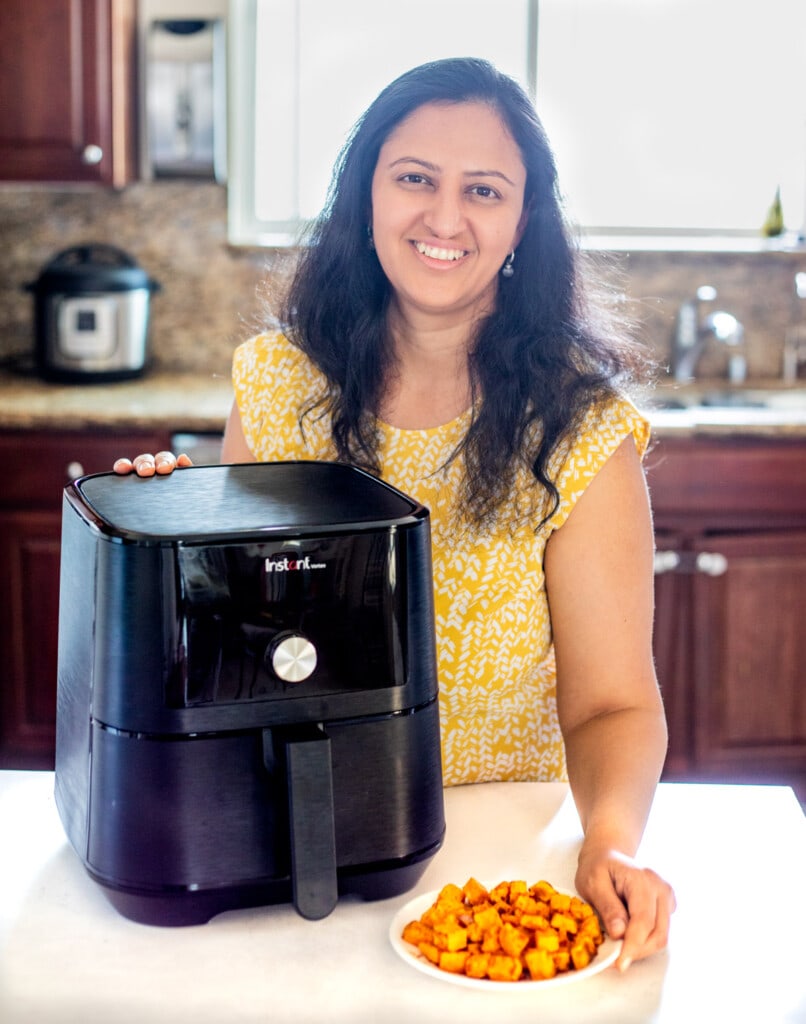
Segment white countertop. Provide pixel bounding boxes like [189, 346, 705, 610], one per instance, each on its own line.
[1, 773, 804, 1024]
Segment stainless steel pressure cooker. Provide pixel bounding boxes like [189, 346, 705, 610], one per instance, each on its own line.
[26, 244, 160, 382]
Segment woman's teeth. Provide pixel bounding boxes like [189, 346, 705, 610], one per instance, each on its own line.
[414, 242, 466, 262]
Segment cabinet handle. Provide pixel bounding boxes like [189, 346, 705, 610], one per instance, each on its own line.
[81, 144, 103, 165]
[66, 461, 85, 479]
[695, 552, 729, 576]
[654, 551, 681, 574]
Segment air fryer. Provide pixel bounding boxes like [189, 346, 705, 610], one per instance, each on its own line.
[54, 461, 445, 925]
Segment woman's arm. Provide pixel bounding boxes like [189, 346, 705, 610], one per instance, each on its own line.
[544, 434, 675, 970]
[221, 399, 257, 463]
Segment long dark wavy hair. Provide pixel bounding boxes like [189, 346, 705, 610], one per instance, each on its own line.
[282, 57, 647, 528]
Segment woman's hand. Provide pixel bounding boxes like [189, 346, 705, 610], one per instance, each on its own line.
[112, 452, 193, 477]
[575, 843, 675, 972]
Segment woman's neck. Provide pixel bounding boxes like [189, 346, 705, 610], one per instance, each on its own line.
[379, 306, 475, 429]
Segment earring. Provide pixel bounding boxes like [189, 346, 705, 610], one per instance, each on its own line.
[367, 225, 375, 251]
[501, 251, 515, 278]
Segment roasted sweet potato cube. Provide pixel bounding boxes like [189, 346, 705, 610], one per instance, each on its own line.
[524, 947, 557, 980]
[509, 880, 528, 897]
[465, 952, 491, 979]
[551, 911, 578, 935]
[473, 905, 502, 931]
[433, 921, 468, 952]
[480, 927, 501, 953]
[571, 942, 592, 970]
[487, 954, 523, 982]
[462, 877, 489, 905]
[466, 921, 484, 943]
[490, 882, 510, 902]
[499, 922, 530, 958]
[520, 913, 550, 931]
[513, 893, 541, 915]
[418, 941, 441, 965]
[552, 949, 571, 971]
[402, 920, 433, 946]
[549, 890, 572, 913]
[532, 881, 556, 902]
[438, 883, 465, 904]
[535, 930, 560, 952]
[439, 950, 470, 974]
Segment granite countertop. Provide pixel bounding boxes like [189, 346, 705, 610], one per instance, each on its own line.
[0, 369, 233, 433]
[1, 368, 806, 438]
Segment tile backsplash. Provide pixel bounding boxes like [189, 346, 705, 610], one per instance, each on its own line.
[2, 182, 805, 382]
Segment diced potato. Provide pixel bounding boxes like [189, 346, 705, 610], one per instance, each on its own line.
[462, 877, 489, 905]
[418, 941, 440, 965]
[433, 921, 468, 952]
[487, 954, 523, 982]
[499, 922, 530, 958]
[402, 920, 433, 946]
[439, 950, 470, 974]
[524, 948, 557, 980]
[464, 952, 491, 979]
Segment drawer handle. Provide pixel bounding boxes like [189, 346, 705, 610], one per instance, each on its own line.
[66, 461, 85, 479]
[653, 551, 681, 575]
[696, 552, 728, 576]
[81, 144, 103, 165]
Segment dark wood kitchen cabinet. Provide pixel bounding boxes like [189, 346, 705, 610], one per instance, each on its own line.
[646, 436, 806, 801]
[0, 428, 171, 768]
[0, 0, 137, 186]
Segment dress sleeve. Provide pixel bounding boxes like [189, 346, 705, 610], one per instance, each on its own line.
[543, 396, 651, 534]
[231, 330, 331, 461]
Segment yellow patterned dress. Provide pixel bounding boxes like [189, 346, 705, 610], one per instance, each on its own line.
[232, 331, 650, 786]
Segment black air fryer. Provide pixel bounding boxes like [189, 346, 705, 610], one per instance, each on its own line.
[54, 462, 444, 925]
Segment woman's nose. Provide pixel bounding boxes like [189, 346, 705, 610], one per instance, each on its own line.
[422, 188, 466, 238]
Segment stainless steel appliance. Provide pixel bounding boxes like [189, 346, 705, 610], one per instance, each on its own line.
[54, 461, 445, 925]
[26, 244, 160, 382]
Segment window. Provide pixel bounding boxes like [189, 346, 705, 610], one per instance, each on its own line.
[228, 0, 536, 245]
[537, 0, 806, 248]
[228, 0, 806, 249]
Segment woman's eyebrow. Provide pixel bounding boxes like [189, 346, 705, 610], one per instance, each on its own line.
[388, 156, 516, 186]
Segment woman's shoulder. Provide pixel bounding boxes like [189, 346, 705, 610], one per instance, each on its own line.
[233, 328, 308, 373]
[586, 391, 651, 457]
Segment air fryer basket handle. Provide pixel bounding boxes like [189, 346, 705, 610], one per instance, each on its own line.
[282, 725, 338, 920]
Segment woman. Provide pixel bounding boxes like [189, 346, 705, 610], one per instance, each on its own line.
[117, 57, 675, 968]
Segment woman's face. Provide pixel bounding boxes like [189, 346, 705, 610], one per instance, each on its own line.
[370, 100, 527, 330]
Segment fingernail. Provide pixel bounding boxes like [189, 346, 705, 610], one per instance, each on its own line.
[618, 957, 632, 973]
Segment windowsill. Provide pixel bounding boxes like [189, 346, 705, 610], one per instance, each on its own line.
[577, 230, 806, 254]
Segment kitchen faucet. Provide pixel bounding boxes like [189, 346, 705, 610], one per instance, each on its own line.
[670, 285, 746, 383]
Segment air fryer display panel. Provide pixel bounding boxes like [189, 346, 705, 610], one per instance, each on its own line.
[175, 531, 406, 706]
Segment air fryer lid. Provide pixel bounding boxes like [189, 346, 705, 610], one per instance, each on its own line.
[73, 461, 426, 541]
[25, 243, 160, 295]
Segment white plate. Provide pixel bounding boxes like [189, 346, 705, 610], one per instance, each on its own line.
[389, 887, 622, 991]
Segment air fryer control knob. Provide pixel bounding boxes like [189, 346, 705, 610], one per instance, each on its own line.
[268, 633, 317, 683]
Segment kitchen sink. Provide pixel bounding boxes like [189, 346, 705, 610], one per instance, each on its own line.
[646, 387, 806, 413]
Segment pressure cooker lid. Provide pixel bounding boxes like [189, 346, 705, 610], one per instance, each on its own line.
[71, 461, 426, 542]
[26, 244, 159, 294]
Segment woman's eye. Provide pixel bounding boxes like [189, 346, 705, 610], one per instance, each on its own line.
[399, 173, 430, 186]
[469, 184, 501, 200]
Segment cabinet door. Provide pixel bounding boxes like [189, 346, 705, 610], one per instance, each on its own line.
[0, 510, 62, 766]
[0, 430, 172, 767]
[0, 0, 136, 185]
[653, 530, 691, 778]
[691, 530, 806, 788]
